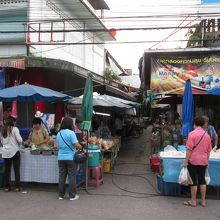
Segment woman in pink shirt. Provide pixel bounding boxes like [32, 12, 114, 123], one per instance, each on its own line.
[183, 116, 212, 207]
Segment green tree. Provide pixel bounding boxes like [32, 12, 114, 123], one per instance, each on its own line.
[103, 67, 122, 82]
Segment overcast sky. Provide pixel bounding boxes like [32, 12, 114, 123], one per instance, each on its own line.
[104, 0, 201, 74]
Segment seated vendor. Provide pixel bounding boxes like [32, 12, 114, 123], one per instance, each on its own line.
[27, 117, 50, 148]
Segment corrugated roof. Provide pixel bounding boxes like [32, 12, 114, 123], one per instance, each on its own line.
[88, 0, 110, 10]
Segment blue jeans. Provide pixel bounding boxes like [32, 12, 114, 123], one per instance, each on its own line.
[58, 160, 77, 198]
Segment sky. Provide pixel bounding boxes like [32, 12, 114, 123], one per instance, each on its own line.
[103, 0, 201, 74]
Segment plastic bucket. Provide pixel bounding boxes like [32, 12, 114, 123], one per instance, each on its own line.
[103, 159, 111, 173]
[88, 145, 100, 167]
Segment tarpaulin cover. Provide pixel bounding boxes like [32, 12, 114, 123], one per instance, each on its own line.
[162, 158, 220, 186]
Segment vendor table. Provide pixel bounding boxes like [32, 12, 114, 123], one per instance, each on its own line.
[161, 158, 220, 186]
[11, 152, 59, 183]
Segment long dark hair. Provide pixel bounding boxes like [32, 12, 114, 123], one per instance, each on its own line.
[60, 117, 73, 131]
[2, 116, 16, 138]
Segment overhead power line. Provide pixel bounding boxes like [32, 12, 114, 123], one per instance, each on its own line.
[1, 12, 220, 23]
[150, 17, 200, 49]
[0, 38, 220, 46]
[0, 25, 210, 34]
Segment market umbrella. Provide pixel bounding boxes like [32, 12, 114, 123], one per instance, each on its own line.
[181, 80, 194, 137]
[0, 83, 70, 102]
[81, 74, 93, 130]
[208, 87, 220, 96]
[81, 74, 93, 191]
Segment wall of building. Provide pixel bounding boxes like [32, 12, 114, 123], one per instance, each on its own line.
[0, 0, 106, 75]
[0, 1, 28, 57]
[28, 0, 105, 75]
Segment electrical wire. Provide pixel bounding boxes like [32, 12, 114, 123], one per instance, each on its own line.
[149, 16, 191, 49]
[1, 38, 220, 46]
[0, 25, 206, 33]
[1, 12, 220, 23]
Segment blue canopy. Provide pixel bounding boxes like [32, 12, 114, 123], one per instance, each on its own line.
[181, 80, 194, 137]
[0, 83, 71, 102]
[208, 87, 220, 96]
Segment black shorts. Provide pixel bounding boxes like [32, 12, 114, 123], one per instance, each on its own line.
[187, 163, 207, 186]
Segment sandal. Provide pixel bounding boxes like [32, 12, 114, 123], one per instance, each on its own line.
[15, 188, 21, 192]
[183, 201, 197, 207]
[199, 202, 206, 207]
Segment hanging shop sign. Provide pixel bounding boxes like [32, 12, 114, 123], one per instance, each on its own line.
[0, 59, 26, 70]
[150, 54, 220, 95]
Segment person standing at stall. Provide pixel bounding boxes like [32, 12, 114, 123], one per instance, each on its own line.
[203, 116, 218, 150]
[182, 116, 212, 207]
[115, 116, 123, 136]
[56, 117, 82, 201]
[172, 120, 183, 149]
[1, 116, 23, 192]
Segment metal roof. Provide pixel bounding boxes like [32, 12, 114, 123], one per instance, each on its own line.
[88, 0, 110, 10]
[53, 0, 114, 41]
[144, 47, 220, 54]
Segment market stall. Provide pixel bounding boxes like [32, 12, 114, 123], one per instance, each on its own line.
[0, 83, 72, 185]
[157, 149, 220, 197]
[10, 151, 84, 185]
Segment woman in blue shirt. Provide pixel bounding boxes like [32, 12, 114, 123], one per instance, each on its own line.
[56, 117, 82, 201]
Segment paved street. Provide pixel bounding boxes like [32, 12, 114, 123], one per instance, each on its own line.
[0, 127, 219, 220]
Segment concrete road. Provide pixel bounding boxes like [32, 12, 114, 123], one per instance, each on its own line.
[0, 127, 219, 220]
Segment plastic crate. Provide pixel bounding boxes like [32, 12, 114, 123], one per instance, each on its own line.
[76, 168, 84, 186]
[156, 174, 181, 196]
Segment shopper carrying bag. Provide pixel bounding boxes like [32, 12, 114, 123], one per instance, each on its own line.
[182, 116, 212, 207]
[56, 117, 82, 201]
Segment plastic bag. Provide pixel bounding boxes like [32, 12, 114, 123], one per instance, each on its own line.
[205, 168, 211, 185]
[178, 167, 193, 185]
[164, 145, 177, 152]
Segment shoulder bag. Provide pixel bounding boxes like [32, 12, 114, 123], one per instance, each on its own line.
[59, 132, 87, 164]
[192, 131, 207, 151]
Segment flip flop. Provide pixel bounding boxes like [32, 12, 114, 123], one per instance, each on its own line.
[183, 201, 197, 207]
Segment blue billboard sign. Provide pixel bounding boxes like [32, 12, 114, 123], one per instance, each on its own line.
[203, 0, 220, 3]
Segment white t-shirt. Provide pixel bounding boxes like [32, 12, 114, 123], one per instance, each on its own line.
[1, 127, 23, 158]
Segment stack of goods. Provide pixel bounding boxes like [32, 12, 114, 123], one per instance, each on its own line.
[89, 136, 114, 150]
[30, 137, 57, 155]
[210, 149, 220, 158]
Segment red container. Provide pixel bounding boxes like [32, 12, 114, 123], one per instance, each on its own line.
[150, 154, 160, 173]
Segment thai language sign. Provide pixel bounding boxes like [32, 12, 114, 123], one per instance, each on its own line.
[150, 55, 220, 94]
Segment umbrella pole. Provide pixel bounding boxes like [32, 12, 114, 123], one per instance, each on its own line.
[26, 103, 29, 127]
[85, 130, 89, 191]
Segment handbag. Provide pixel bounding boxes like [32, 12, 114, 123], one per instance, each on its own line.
[59, 132, 87, 164]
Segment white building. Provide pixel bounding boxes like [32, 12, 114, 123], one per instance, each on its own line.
[0, 0, 114, 75]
